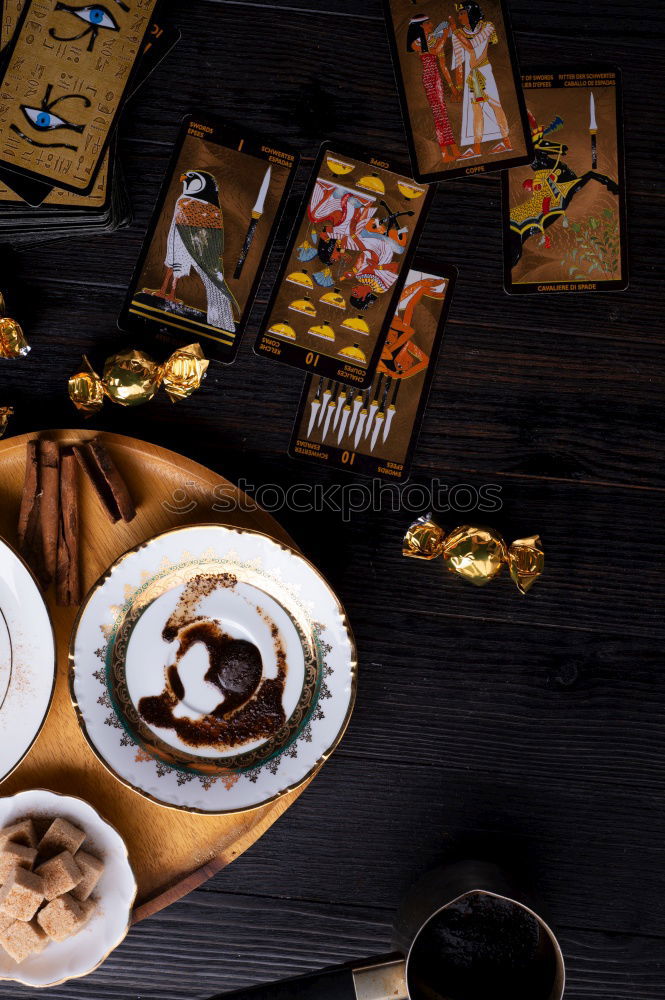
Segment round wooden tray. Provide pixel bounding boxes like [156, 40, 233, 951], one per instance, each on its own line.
[0, 430, 310, 922]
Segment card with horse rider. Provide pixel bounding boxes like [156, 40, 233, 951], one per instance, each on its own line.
[119, 113, 298, 362]
[383, 0, 533, 183]
[0, 0, 160, 193]
[502, 67, 628, 294]
[255, 143, 434, 387]
[289, 259, 456, 481]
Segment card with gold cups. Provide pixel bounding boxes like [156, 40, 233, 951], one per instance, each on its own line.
[256, 142, 435, 387]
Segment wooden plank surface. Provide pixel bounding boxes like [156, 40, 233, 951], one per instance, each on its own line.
[0, 0, 663, 996]
[0, 431, 311, 923]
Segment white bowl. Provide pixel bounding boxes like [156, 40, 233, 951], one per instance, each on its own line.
[0, 789, 136, 988]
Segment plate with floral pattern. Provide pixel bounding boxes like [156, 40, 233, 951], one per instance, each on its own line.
[0, 538, 56, 784]
[69, 525, 357, 814]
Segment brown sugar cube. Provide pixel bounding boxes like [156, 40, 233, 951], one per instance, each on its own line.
[77, 898, 96, 926]
[0, 820, 37, 850]
[34, 851, 82, 901]
[0, 919, 47, 964]
[0, 908, 14, 934]
[0, 843, 37, 881]
[37, 894, 85, 943]
[37, 818, 85, 858]
[71, 851, 104, 902]
[0, 869, 45, 922]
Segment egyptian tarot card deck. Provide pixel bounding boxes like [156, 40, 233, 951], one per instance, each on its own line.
[383, 0, 532, 183]
[0, 4, 178, 209]
[289, 259, 456, 481]
[502, 67, 628, 294]
[0, 0, 159, 193]
[119, 113, 298, 362]
[256, 144, 434, 387]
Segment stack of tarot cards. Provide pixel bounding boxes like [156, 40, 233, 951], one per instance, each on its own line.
[0, 1, 179, 249]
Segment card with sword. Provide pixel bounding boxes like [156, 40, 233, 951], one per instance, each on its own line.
[119, 112, 299, 362]
[502, 66, 628, 294]
[289, 259, 457, 481]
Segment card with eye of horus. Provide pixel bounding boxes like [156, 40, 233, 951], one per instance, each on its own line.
[255, 143, 434, 388]
[0, 2, 178, 208]
[502, 66, 628, 294]
[383, 0, 533, 183]
[0, 0, 159, 193]
[119, 113, 298, 363]
[289, 258, 456, 481]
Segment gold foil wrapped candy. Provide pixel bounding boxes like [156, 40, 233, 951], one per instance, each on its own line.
[103, 349, 160, 406]
[402, 515, 446, 560]
[0, 406, 13, 438]
[508, 535, 544, 595]
[160, 343, 210, 402]
[0, 290, 30, 359]
[68, 343, 209, 413]
[403, 515, 544, 594]
[0, 292, 30, 358]
[443, 525, 507, 586]
[68, 359, 105, 416]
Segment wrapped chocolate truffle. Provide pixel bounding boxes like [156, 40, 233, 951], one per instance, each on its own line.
[68, 360, 105, 416]
[508, 536, 545, 595]
[160, 343, 209, 402]
[0, 292, 29, 360]
[0, 406, 13, 439]
[403, 515, 544, 594]
[102, 349, 160, 407]
[68, 343, 209, 414]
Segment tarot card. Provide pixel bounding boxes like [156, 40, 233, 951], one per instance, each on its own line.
[0, 0, 159, 193]
[502, 67, 628, 293]
[383, 0, 532, 183]
[0, 8, 177, 207]
[119, 113, 298, 363]
[289, 259, 456, 481]
[1, 1, 25, 49]
[256, 144, 434, 387]
[128, 18, 180, 95]
[0, 151, 110, 209]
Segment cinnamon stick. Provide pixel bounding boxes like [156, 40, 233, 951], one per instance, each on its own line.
[73, 444, 120, 524]
[17, 440, 49, 588]
[56, 448, 80, 607]
[39, 440, 60, 583]
[76, 438, 136, 523]
[17, 440, 39, 551]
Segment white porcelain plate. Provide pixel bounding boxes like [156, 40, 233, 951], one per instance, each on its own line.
[0, 539, 56, 783]
[70, 525, 357, 814]
[0, 789, 136, 988]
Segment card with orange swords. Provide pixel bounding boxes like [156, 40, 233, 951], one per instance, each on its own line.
[289, 259, 457, 481]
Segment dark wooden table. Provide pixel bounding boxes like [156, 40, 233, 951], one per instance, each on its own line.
[1, 0, 663, 996]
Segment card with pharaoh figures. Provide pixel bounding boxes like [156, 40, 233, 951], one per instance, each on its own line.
[502, 66, 628, 293]
[383, 0, 533, 183]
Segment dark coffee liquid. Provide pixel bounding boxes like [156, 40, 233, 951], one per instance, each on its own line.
[137, 573, 287, 749]
[408, 893, 556, 1000]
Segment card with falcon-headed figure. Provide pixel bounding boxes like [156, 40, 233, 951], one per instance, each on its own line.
[119, 113, 298, 362]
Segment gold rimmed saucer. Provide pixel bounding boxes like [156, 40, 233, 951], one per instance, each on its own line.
[70, 524, 357, 815]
